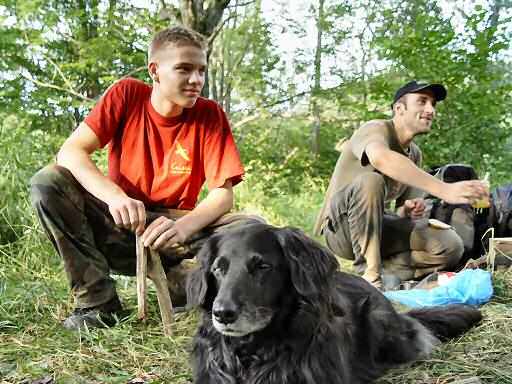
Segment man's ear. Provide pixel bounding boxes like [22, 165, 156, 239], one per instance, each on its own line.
[148, 62, 159, 82]
[394, 102, 403, 115]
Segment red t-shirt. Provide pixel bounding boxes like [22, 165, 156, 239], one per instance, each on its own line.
[84, 77, 244, 210]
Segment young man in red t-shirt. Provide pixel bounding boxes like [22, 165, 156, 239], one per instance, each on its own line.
[30, 26, 262, 330]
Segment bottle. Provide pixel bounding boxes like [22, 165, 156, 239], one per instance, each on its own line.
[472, 172, 490, 210]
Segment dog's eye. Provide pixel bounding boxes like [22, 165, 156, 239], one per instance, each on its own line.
[247, 256, 274, 275]
[256, 262, 273, 270]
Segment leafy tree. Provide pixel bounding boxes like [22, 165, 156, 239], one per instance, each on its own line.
[208, 0, 280, 114]
[0, 0, 164, 132]
[373, 0, 512, 174]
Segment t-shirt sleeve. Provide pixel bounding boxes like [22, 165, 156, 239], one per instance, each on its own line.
[84, 79, 129, 148]
[350, 121, 389, 166]
[203, 103, 244, 190]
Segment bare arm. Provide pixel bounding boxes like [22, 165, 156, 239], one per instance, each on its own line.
[57, 122, 146, 234]
[365, 141, 488, 205]
[142, 180, 234, 250]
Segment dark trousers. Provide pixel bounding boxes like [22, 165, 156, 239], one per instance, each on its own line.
[30, 164, 264, 308]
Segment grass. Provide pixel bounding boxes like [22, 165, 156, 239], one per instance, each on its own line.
[377, 290, 512, 384]
[1, 147, 511, 384]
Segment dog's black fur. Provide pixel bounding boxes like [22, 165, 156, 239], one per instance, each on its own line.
[186, 223, 482, 384]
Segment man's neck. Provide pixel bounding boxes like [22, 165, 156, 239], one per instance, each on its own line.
[392, 117, 413, 149]
[150, 89, 183, 118]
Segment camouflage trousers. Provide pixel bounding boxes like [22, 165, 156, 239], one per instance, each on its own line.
[30, 164, 264, 309]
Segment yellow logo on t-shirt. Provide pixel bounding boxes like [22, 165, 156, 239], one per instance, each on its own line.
[176, 142, 190, 161]
[171, 141, 192, 174]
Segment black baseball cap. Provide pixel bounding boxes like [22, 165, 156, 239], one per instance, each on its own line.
[392, 80, 447, 108]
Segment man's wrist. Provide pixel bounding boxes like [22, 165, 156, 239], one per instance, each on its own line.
[174, 216, 197, 241]
[104, 189, 130, 206]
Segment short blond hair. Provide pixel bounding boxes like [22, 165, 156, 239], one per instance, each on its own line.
[148, 26, 206, 61]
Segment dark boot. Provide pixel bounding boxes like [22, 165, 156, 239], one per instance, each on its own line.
[63, 296, 123, 331]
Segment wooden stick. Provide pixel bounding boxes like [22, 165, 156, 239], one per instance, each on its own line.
[136, 235, 147, 321]
[148, 249, 174, 337]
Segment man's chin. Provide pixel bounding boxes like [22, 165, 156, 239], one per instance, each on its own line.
[181, 97, 199, 108]
[418, 121, 432, 132]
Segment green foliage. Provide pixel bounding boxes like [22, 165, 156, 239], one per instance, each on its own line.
[208, 0, 283, 112]
[235, 116, 338, 196]
[372, 0, 512, 173]
[0, 1, 165, 131]
[0, 1, 511, 381]
[0, 114, 65, 244]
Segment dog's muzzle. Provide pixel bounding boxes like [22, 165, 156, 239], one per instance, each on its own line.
[211, 299, 275, 337]
[213, 301, 239, 325]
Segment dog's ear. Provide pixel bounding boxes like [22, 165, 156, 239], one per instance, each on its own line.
[186, 235, 219, 310]
[275, 227, 339, 305]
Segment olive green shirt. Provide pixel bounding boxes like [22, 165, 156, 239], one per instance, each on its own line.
[314, 119, 423, 235]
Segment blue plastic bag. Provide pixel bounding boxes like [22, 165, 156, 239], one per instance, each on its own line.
[384, 269, 493, 307]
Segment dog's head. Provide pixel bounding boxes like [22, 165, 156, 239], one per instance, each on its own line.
[187, 223, 339, 337]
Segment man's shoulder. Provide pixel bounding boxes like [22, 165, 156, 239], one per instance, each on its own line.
[189, 98, 227, 127]
[357, 119, 391, 132]
[109, 77, 150, 94]
[350, 119, 391, 142]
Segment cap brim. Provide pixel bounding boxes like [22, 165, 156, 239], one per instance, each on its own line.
[413, 83, 447, 102]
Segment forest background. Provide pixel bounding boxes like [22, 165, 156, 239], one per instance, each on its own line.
[1, 0, 512, 383]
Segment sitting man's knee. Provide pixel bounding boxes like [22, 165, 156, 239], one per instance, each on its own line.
[30, 164, 76, 208]
[441, 231, 464, 268]
[30, 164, 70, 190]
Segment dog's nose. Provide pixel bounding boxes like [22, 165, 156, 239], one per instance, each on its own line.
[213, 305, 239, 324]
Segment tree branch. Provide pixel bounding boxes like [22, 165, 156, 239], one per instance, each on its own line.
[20, 71, 94, 102]
[207, 13, 236, 47]
[227, 0, 255, 8]
[232, 82, 350, 116]
[233, 113, 261, 128]
[122, 65, 147, 78]
[45, 55, 76, 94]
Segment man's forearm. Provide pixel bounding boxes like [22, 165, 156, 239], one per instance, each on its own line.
[175, 185, 233, 237]
[371, 150, 444, 198]
[57, 146, 127, 204]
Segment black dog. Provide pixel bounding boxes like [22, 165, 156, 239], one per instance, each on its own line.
[186, 223, 482, 384]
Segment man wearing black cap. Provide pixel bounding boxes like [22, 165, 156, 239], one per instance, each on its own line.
[314, 80, 489, 289]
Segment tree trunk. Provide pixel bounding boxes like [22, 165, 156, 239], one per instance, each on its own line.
[311, 0, 324, 155]
[210, 54, 218, 101]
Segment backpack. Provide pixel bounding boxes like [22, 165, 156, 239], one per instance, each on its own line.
[428, 164, 479, 225]
[492, 184, 512, 237]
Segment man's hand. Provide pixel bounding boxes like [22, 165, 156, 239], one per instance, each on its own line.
[440, 180, 490, 205]
[108, 196, 146, 235]
[400, 198, 426, 220]
[140, 180, 234, 252]
[142, 216, 190, 251]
